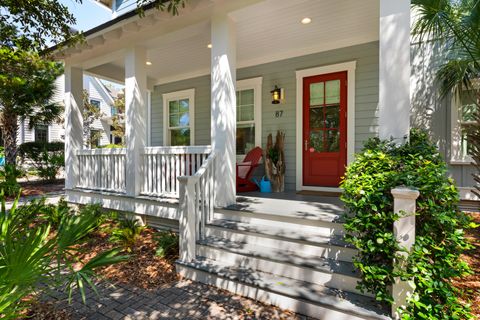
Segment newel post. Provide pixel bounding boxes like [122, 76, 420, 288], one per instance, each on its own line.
[178, 176, 196, 262]
[391, 187, 420, 319]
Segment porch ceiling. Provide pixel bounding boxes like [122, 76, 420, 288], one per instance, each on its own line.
[67, 0, 379, 85]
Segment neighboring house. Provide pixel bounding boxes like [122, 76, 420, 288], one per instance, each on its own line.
[53, 1, 476, 318]
[17, 75, 119, 147]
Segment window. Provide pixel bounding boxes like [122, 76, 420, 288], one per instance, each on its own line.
[90, 129, 101, 148]
[236, 77, 262, 158]
[451, 89, 479, 162]
[163, 89, 194, 146]
[34, 124, 48, 143]
[90, 99, 101, 109]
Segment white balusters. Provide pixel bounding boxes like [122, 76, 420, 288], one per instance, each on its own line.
[76, 148, 127, 193]
[140, 146, 212, 198]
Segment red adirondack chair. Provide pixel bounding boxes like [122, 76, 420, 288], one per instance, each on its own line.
[236, 147, 263, 193]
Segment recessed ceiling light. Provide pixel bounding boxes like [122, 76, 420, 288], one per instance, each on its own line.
[146, 61, 152, 65]
[207, 43, 212, 49]
[301, 17, 312, 24]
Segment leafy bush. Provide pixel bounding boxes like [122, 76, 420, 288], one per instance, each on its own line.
[99, 144, 124, 149]
[0, 196, 128, 318]
[155, 231, 179, 258]
[39, 197, 71, 228]
[18, 141, 64, 181]
[110, 216, 144, 252]
[0, 164, 22, 196]
[341, 129, 475, 319]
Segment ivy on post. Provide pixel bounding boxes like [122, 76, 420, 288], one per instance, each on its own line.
[391, 187, 419, 319]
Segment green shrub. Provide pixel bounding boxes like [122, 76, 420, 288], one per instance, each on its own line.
[18, 141, 64, 181]
[0, 164, 22, 196]
[110, 216, 144, 252]
[99, 144, 124, 149]
[0, 195, 128, 318]
[155, 231, 179, 258]
[341, 129, 475, 319]
[39, 197, 72, 228]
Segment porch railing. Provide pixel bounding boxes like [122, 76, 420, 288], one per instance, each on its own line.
[140, 146, 212, 198]
[76, 148, 127, 193]
[178, 151, 216, 262]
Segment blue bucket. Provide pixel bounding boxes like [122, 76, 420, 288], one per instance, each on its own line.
[254, 176, 271, 193]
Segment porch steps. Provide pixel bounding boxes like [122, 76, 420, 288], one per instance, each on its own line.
[176, 259, 389, 320]
[176, 201, 389, 319]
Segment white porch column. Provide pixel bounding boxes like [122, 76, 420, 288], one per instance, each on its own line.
[125, 46, 147, 196]
[64, 65, 84, 190]
[379, 0, 411, 142]
[211, 12, 236, 207]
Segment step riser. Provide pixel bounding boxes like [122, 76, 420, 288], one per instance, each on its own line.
[204, 227, 356, 262]
[197, 245, 367, 296]
[176, 263, 377, 320]
[214, 211, 345, 237]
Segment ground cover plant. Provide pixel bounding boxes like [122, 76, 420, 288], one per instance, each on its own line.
[341, 129, 476, 319]
[0, 195, 128, 319]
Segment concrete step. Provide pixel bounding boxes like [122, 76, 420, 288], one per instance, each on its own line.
[205, 219, 356, 262]
[215, 208, 346, 237]
[197, 237, 368, 296]
[176, 259, 389, 320]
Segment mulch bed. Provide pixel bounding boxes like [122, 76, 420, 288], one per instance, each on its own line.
[15, 179, 65, 199]
[452, 212, 480, 317]
[76, 223, 179, 289]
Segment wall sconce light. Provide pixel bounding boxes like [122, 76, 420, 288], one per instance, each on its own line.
[271, 85, 284, 104]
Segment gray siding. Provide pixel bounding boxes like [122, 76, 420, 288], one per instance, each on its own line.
[411, 41, 476, 188]
[151, 41, 380, 190]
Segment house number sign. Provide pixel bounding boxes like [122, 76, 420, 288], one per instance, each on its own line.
[275, 110, 284, 118]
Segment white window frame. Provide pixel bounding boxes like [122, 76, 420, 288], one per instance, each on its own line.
[450, 90, 476, 164]
[236, 77, 262, 162]
[162, 88, 195, 146]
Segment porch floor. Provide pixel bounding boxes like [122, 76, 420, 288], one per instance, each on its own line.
[230, 191, 345, 223]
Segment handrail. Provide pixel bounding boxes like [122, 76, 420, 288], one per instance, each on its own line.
[143, 145, 211, 155]
[177, 151, 216, 262]
[77, 148, 126, 155]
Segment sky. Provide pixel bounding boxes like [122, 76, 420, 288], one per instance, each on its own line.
[59, 0, 112, 32]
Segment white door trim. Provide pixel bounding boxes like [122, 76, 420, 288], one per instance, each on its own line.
[295, 61, 356, 191]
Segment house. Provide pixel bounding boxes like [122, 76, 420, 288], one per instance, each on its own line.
[52, 0, 474, 318]
[15, 75, 120, 147]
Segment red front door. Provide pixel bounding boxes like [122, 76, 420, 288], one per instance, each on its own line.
[303, 71, 347, 187]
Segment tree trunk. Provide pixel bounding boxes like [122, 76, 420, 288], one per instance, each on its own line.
[1, 110, 18, 165]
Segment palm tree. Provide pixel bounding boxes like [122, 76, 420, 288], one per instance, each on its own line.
[412, 0, 480, 195]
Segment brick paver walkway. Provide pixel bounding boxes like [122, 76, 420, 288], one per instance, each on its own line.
[45, 280, 315, 320]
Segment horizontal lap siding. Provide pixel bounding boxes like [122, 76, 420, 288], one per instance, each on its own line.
[411, 42, 475, 188]
[151, 41, 379, 190]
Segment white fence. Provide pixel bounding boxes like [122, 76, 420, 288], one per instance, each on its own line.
[76, 148, 127, 193]
[140, 146, 212, 198]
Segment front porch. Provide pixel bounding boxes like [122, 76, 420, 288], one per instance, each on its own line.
[58, 0, 411, 318]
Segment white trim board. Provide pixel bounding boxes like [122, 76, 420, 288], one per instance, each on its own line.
[162, 88, 195, 146]
[295, 61, 357, 191]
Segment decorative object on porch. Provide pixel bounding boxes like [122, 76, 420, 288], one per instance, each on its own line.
[270, 85, 284, 104]
[253, 176, 272, 193]
[236, 146, 263, 193]
[265, 131, 285, 192]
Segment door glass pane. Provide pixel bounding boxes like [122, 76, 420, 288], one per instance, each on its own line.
[310, 107, 324, 129]
[325, 105, 340, 128]
[170, 128, 190, 146]
[326, 80, 340, 104]
[237, 124, 255, 155]
[310, 130, 324, 152]
[310, 82, 324, 105]
[327, 130, 340, 152]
